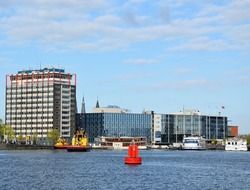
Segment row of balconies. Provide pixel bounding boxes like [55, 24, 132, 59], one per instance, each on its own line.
[6, 109, 54, 114]
[7, 90, 54, 94]
[8, 119, 54, 123]
[6, 107, 54, 111]
[13, 124, 53, 128]
[6, 98, 54, 102]
[6, 111, 53, 115]
[14, 129, 52, 133]
[6, 114, 53, 118]
[7, 86, 54, 91]
[6, 103, 54, 107]
[6, 104, 54, 108]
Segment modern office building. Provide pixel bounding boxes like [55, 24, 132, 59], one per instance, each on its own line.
[77, 112, 152, 143]
[5, 68, 76, 140]
[160, 110, 228, 144]
[76, 102, 152, 143]
[77, 104, 228, 144]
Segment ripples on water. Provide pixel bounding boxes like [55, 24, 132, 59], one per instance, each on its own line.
[0, 150, 250, 190]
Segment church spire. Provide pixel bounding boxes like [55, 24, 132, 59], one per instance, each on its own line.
[96, 97, 100, 108]
[81, 95, 86, 114]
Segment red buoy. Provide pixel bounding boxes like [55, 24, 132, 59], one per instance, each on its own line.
[124, 144, 142, 165]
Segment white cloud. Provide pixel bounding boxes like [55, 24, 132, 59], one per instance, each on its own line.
[0, 0, 249, 52]
[170, 36, 228, 51]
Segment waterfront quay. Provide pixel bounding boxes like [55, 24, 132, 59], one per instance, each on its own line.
[0, 150, 250, 190]
[1, 142, 250, 151]
[0, 143, 53, 150]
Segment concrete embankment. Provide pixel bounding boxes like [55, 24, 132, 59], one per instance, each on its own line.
[0, 143, 53, 150]
[206, 144, 225, 150]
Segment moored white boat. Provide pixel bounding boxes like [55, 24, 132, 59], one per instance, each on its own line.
[225, 138, 247, 151]
[182, 136, 206, 150]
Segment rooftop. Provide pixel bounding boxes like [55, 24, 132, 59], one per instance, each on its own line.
[18, 67, 65, 74]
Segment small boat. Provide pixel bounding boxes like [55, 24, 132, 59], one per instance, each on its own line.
[54, 138, 69, 149]
[93, 136, 147, 150]
[66, 130, 90, 152]
[225, 138, 247, 151]
[182, 136, 206, 150]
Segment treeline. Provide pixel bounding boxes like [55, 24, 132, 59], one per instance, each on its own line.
[0, 119, 60, 145]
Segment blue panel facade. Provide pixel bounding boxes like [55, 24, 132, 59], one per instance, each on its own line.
[76, 113, 152, 143]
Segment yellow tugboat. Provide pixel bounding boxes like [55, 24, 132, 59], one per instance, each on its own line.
[54, 137, 69, 149]
[66, 130, 90, 152]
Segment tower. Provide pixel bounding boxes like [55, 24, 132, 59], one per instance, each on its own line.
[96, 98, 100, 108]
[5, 68, 77, 140]
[81, 95, 86, 114]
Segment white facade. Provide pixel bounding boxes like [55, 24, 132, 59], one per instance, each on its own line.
[153, 114, 162, 144]
[5, 68, 76, 139]
[93, 105, 127, 113]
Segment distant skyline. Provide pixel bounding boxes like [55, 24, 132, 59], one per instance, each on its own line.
[0, 0, 250, 134]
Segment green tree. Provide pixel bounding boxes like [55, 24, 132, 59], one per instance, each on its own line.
[47, 129, 60, 145]
[17, 134, 23, 144]
[0, 124, 4, 142]
[32, 132, 38, 145]
[2, 125, 15, 143]
[246, 134, 250, 145]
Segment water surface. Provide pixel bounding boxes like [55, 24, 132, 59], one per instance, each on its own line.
[0, 150, 249, 190]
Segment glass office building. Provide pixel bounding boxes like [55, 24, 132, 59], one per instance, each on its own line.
[161, 111, 228, 144]
[76, 113, 152, 143]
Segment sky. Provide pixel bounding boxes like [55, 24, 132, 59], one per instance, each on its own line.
[0, 0, 250, 134]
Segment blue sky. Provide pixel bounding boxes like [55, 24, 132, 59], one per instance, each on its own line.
[0, 0, 250, 134]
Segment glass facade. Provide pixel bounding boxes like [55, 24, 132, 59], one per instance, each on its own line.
[76, 112, 228, 144]
[161, 114, 228, 144]
[76, 113, 152, 143]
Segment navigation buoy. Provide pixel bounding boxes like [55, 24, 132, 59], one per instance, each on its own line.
[124, 144, 142, 165]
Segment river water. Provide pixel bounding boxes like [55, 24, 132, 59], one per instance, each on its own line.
[0, 150, 249, 190]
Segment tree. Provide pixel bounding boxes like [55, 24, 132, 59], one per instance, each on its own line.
[47, 129, 60, 145]
[32, 132, 38, 145]
[2, 125, 15, 143]
[17, 134, 23, 144]
[246, 134, 250, 145]
[0, 119, 4, 139]
[0, 124, 4, 142]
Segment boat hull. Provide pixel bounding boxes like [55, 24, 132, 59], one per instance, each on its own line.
[66, 146, 90, 152]
[54, 145, 69, 149]
[225, 146, 247, 151]
[182, 147, 206, 150]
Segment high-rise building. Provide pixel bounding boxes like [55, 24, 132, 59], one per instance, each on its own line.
[5, 68, 76, 141]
